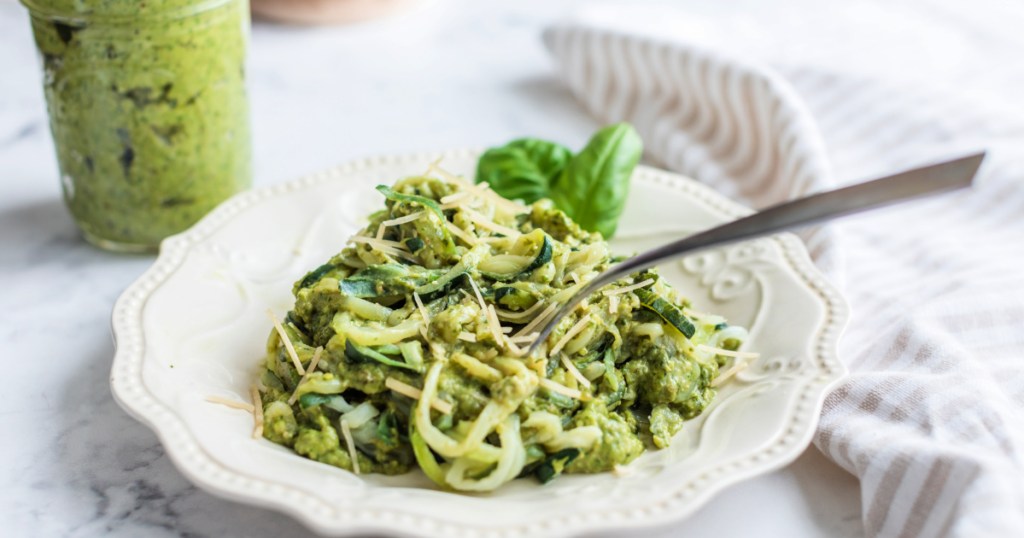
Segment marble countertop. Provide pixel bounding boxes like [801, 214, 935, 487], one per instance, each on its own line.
[0, 0, 862, 535]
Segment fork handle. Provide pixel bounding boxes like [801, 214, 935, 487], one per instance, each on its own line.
[526, 152, 983, 354]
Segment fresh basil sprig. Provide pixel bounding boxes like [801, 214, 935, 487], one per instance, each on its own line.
[475, 138, 573, 205]
[475, 123, 642, 238]
[549, 124, 641, 238]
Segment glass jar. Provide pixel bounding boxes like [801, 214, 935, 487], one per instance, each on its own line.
[21, 0, 252, 252]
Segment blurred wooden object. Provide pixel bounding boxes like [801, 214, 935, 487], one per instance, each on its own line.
[251, 0, 423, 25]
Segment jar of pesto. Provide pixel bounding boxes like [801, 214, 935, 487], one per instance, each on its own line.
[21, 0, 252, 252]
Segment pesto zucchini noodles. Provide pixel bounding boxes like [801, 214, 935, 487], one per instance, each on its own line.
[252, 165, 754, 491]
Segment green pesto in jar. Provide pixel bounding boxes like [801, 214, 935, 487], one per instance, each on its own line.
[22, 0, 252, 251]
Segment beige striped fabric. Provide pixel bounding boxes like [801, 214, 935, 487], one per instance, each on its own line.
[543, 11, 1024, 538]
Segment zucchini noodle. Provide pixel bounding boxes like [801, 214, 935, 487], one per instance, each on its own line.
[254, 169, 752, 491]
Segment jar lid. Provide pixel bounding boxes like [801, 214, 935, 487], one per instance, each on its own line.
[20, 0, 238, 22]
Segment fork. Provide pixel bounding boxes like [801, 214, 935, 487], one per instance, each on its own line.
[525, 152, 986, 355]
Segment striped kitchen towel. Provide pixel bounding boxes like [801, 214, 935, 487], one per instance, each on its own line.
[542, 2, 1024, 535]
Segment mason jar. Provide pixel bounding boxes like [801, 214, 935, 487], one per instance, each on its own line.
[21, 0, 252, 252]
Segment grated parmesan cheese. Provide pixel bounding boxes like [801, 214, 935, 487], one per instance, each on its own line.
[503, 336, 527, 357]
[350, 235, 410, 251]
[602, 278, 655, 296]
[439, 190, 471, 205]
[712, 360, 750, 387]
[339, 419, 361, 474]
[457, 331, 477, 343]
[467, 276, 488, 311]
[413, 291, 430, 327]
[550, 315, 591, 355]
[462, 207, 521, 238]
[349, 236, 419, 263]
[539, 378, 582, 400]
[444, 220, 479, 246]
[267, 309, 305, 375]
[508, 332, 539, 344]
[608, 294, 620, 315]
[205, 395, 254, 413]
[288, 346, 324, 405]
[385, 377, 453, 414]
[250, 385, 264, 439]
[513, 302, 559, 338]
[428, 163, 526, 214]
[561, 356, 592, 389]
[375, 210, 424, 240]
[486, 305, 505, 346]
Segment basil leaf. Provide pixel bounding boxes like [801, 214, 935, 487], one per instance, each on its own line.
[550, 123, 641, 238]
[475, 138, 573, 203]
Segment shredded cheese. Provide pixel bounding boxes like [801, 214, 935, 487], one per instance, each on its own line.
[444, 220, 479, 246]
[287, 346, 324, 405]
[267, 309, 305, 375]
[467, 276, 488, 312]
[388, 249, 421, 264]
[250, 385, 264, 439]
[550, 315, 592, 355]
[428, 163, 526, 214]
[412, 291, 430, 327]
[418, 325, 430, 341]
[439, 190, 471, 205]
[503, 336, 527, 357]
[375, 210, 424, 240]
[350, 235, 410, 251]
[712, 360, 750, 387]
[457, 331, 477, 343]
[602, 278, 655, 296]
[539, 378, 583, 400]
[513, 302, 559, 338]
[561, 356, 592, 389]
[509, 332, 539, 344]
[349, 236, 419, 263]
[463, 207, 521, 238]
[205, 395, 254, 413]
[485, 305, 505, 345]
[339, 419, 361, 474]
[608, 294, 620, 315]
[697, 344, 761, 359]
[385, 377, 453, 414]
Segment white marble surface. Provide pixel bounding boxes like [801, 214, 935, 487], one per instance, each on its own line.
[0, 0, 863, 536]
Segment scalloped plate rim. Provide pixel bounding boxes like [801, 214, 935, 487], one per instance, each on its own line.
[110, 148, 849, 537]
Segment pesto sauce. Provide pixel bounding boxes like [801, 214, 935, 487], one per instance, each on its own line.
[22, 0, 251, 250]
[258, 175, 748, 487]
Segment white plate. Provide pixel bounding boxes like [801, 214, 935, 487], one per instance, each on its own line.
[110, 150, 848, 537]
